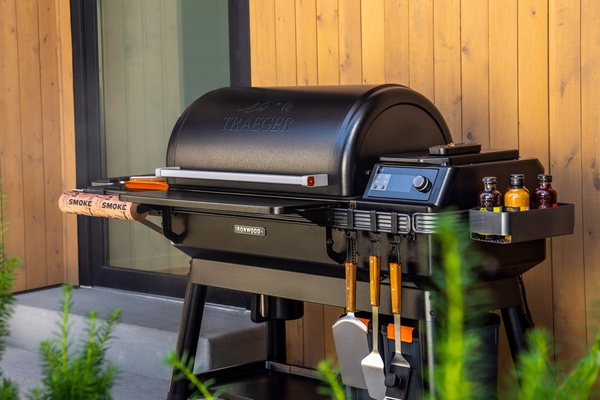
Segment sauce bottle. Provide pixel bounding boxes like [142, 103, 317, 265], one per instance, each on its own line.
[504, 174, 530, 212]
[478, 176, 503, 212]
[477, 176, 503, 240]
[503, 174, 529, 242]
[532, 174, 558, 209]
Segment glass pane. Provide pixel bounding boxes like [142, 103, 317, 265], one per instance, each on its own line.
[98, 0, 231, 273]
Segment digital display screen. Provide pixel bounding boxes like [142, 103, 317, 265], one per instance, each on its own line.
[365, 166, 439, 201]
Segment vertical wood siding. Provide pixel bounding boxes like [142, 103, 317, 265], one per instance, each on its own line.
[248, 0, 600, 377]
[0, 0, 76, 291]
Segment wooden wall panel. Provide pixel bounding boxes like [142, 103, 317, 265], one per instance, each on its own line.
[433, 0, 462, 140]
[581, 0, 600, 346]
[316, 0, 339, 85]
[56, 0, 77, 284]
[361, 0, 385, 84]
[516, 0, 553, 354]
[275, 0, 297, 85]
[0, 0, 76, 291]
[0, 0, 27, 291]
[549, 0, 586, 368]
[249, 0, 599, 380]
[489, 0, 518, 149]
[16, 0, 48, 290]
[408, 0, 433, 100]
[38, 0, 65, 286]
[249, 0, 276, 85]
[384, 0, 409, 85]
[338, 0, 361, 85]
[460, 0, 489, 146]
[295, 0, 318, 85]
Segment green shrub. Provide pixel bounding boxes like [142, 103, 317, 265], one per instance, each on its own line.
[27, 285, 121, 400]
[0, 189, 121, 400]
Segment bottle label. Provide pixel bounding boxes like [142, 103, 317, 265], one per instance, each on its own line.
[533, 203, 558, 209]
[504, 205, 530, 212]
[479, 206, 502, 212]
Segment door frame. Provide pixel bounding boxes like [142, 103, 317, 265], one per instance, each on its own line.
[70, 0, 250, 299]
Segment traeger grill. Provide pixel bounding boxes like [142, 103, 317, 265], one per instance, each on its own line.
[114, 84, 573, 400]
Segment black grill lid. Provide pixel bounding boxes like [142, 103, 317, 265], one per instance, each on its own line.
[163, 84, 452, 198]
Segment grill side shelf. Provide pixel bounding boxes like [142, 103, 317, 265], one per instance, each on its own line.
[120, 190, 338, 215]
[468, 203, 574, 244]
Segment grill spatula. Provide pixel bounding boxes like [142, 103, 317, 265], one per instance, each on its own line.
[332, 260, 369, 389]
[361, 254, 386, 400]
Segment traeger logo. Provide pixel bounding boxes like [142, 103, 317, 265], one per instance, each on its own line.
[234, 225, 266, 236]
[222, 100, 294, 133]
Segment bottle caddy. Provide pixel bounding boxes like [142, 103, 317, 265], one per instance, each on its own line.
[469, 173, 572, 243]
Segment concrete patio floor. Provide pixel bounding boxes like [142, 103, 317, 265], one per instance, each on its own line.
[0, 286, 267, 400]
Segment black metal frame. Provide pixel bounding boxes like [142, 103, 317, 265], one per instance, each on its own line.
[69, 0, 251, 297]
[166, 258, 529, 400]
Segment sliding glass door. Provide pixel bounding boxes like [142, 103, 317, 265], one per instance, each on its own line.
[71, 0, 249, 297]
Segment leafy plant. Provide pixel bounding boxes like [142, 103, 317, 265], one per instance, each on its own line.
[163, 351, 216, 400]
[27, 285, 121, 400]
[316, 360, 345, 400]
[428, 214, 486, 400]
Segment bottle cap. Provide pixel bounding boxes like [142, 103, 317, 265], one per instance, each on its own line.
[509, 174, 524, 187]
[482, 176, 497, 184]
[537, 174, 552, 182]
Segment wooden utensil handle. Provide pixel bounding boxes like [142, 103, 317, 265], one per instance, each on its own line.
[345, 261, 357, 313]
[369, 255, 381, 306]
[390, 262, 402, 315]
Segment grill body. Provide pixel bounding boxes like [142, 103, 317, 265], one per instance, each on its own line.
[113, 84, 572, 400]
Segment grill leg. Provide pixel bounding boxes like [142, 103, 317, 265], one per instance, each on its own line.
[167, 280, 208, 400]
[501, 305, 531, 364]
[267, 319, 287, 363]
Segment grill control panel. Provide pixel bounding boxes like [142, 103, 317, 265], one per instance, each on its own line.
[364, 165, 440, 202]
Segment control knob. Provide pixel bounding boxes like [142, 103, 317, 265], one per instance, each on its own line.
[412, 175, 432, 193]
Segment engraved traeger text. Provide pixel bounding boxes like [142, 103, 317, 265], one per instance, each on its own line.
[234, 225, 266, 236]
[223, 100, 294, 132]
[222, 116, 294, 132]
